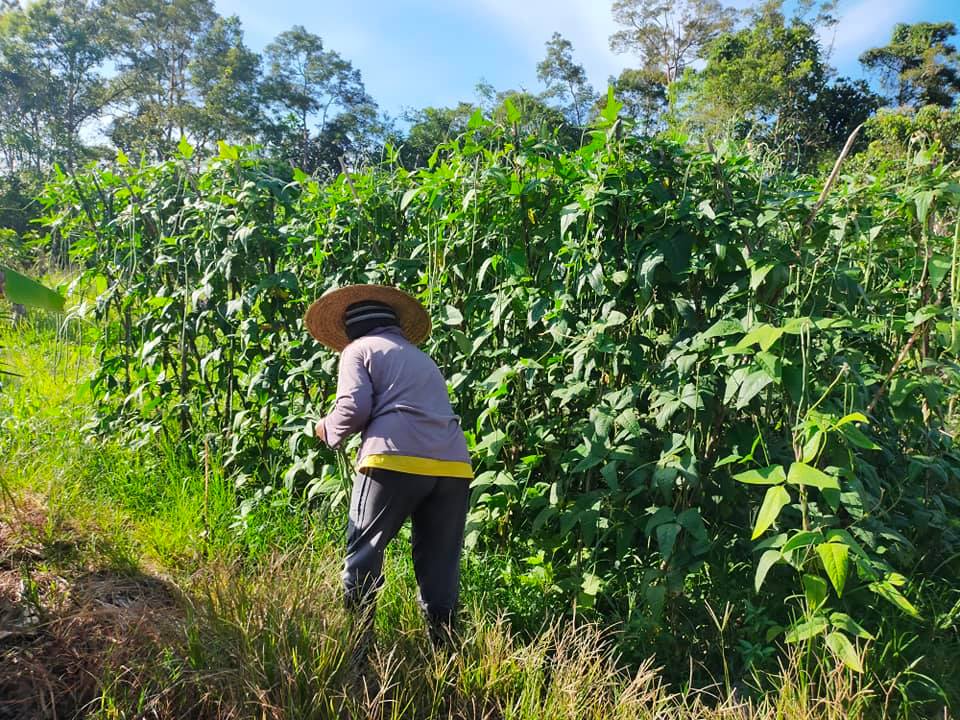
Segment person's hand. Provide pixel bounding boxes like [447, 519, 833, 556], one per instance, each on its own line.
[315, 419, 326, 443]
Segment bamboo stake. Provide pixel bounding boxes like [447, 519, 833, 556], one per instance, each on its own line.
[339, 156, 360, 202]
[804, 123, 864, 230]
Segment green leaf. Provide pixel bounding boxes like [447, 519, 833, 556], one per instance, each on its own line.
[713, 453, 741, 468]
[801, 430, 825, 463]
[600, 85, 623, 124]
[830, 613, 874, 640]
[700, 319, 745, 341]
[781, 317, 808, 334]
[914, 190, 935, 225]
[749, 263, 775, 290]
[838, 424, 881, 450]
[0, 266, 65, 312]
[929, 253, 952, 289]
[752, 485, 791, 540]
[467, 107, 485, 129]
[644, 506, 675, 536]
[803, 574, 828, 610]
[754, 351, 782, 381]
[737, 324, 785, 352]
[605, 310, 628, 328]
[869, 581, 921, 618]
[755, 549, 782, 592]
[531, 506, 556, 533]
[560, 204, 581, 237]
[615, 408, 643, 438]
[912, 305, 940, 327]
[217, 140, 239, 160]
[734, 465, 786, 485]
[785, 615, 829, 643]
[737, 369, 774, 408]
[834, 412, 868, 427]
[400, 188, 419, 211]
[787, 462, 840, 491]
[504, 97, 521, 123]
[177, 135, 194, 159]
[782, 530, 822, 553]
[817, 542, 850, 597]
[824, 529, 869, 559]
[826, 631, 863, 673]
[581, 572, 603, 596]
[656, 522, 681, 560]
[440, 304, 463, 325]
[676, 508, 707, 540]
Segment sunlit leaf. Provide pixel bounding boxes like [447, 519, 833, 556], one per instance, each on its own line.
[786, 462, 840, 491]
[829, 613, 874, 640]
[755, 549, 782, 592]
[817, 542, 850, 596]
[752, 485, 791, 539]
[826, 631, 863, 673]
[0, 266, 64, 312]
[784, 615, 829, 643]
[734, 465, 786, 485]
[803, 574, 828, 610]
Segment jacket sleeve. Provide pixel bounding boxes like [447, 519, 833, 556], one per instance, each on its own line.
[321, 345, 374, 449]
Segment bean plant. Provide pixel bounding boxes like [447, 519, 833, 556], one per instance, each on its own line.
[37, 97, 960, 688]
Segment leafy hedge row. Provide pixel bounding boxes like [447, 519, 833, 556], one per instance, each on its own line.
[40, 103, 960, 684]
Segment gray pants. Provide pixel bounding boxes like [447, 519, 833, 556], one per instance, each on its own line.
[343, 467, 471, 622]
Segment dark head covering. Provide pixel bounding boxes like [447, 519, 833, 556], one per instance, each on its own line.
[343, 300, 400, 340]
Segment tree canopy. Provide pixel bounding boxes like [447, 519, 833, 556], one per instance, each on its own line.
[0, 0, 957, 181]
[860, 22, 960, 108]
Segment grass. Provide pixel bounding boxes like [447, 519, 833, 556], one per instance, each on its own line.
[0, 314, 952, 719]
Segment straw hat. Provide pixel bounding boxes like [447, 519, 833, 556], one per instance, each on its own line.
[304, 284, 431, 352]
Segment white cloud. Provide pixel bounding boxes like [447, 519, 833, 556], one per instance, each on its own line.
[470, 0, 623, 89]
[819, 0, 913, 66]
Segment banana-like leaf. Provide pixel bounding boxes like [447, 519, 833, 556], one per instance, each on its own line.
[0, 265, 65, 312]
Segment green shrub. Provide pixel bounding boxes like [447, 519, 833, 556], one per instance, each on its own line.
[35, 106, 960, 702]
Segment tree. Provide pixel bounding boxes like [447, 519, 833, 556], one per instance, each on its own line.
[492, 90, 572, 144]
[673, 1, 876, 168]
[104, 0, 218, 157]
[860, 22, 960, 108]
[536, 32, 595, 127]
[0, 7, 47, 172]
[609, 0, 736, 85]
[609, 68, 667, 132]
[20, 0, 113, 168]
[261, 26, 375, 172]
[872, 105, 960, 165]
[188, 15, 262, 148]
[400, 103, 477, 168]
[0, 0, 112, 171]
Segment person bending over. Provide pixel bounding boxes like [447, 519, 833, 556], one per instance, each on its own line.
[305, 284, 473, 649]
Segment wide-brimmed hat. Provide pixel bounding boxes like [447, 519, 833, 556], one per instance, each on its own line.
[304, 284, 431, 352]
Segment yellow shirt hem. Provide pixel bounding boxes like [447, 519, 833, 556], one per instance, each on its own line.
[358, 453, 474, 479]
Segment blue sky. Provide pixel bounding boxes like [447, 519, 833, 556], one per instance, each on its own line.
[216, 0, 960, 119]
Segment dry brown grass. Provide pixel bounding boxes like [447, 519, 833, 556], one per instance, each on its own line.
[0, 494, 181, 720]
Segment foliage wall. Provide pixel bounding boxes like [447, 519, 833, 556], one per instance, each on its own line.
[39, 105, 960, 684]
